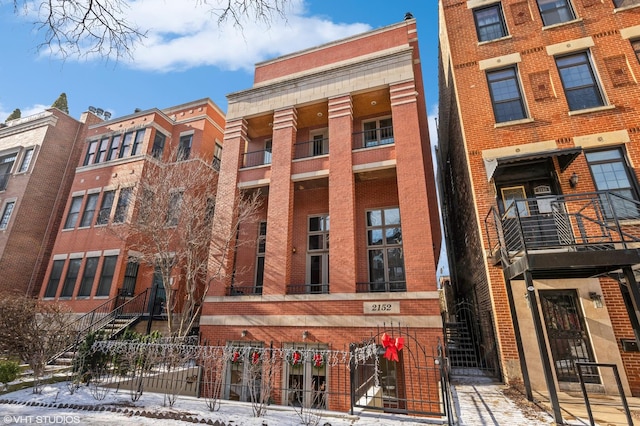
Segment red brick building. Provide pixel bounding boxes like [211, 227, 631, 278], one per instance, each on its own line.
[201, 19, 442, 414]
[439, 0, 640, 420]
[39, 99, 224, 328]
[0, 109, 98, 296]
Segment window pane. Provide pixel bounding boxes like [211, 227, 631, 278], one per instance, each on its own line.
[387, 248, 405, 281]
[96, 137, 109, 163]
[131, 129, 146, 156]
[107, 135, 121, 161]
[587, 148, 639, 218]
[487, 67, 526, 122]
[77, 257, 99, 297]
[84, 141, 98, 166]
[113, 188, 132, 223]
[152, 132, 166, 158]
[614, 0, 640, 7]
[19, 148, 34, 172]
[96, 256, 118, 296]
[96, 191, 115, 225]
[64, 196, 83, 229]
[308, 235, 324, 250]
[44, 259, 65, 298]
[309, 217, 322, 232]
[60, 258, 81, 297]
[367, 210, 382, 227]
[0, 201, 15, 229]
[556, 53, 604, 111]
[474, 5, 506, 42]
[368, 250, 385, 283]
[386, 227, 402, 245]
[384, 208, 400, 225]
[368, 229, 383, 245]
[632, 39, 640, 64]
[586, 150, 622, 162]
[538, 0, 574, 26]
[119, 132, 133, 158]
[80, 193, 99, 227]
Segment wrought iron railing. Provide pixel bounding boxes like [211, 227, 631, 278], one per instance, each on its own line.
[294, 138, 329, 159]
[286, 283, 330, 295]
[355, 281, 406, 293]
[352, 126, 394, 150]
[225, 285, 263, 296]
[485, 191, 640, 265]
[241, 149, 271, 168]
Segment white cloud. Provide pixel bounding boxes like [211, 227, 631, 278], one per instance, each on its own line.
[124, 0, 371, 72]
[0, 103, 48, 123]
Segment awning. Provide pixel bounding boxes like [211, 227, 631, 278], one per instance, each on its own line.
[483, 147, 582, 181]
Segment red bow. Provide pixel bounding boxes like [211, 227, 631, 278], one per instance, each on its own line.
[381, 333, 404, 362]
[232, 351, 240, 363]
[292, 351, 302, 365]
[313, 353, 324, 367]
[251, 352, 260, 364]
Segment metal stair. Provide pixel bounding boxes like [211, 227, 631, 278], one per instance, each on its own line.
[48, 289, 150, 366]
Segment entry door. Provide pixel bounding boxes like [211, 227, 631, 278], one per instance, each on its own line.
[539, 290, 599, 383]
[499, 177, 565, 249]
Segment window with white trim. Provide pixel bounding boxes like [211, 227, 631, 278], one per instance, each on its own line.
[64, 196, 83, 229]
[79, 193, 99, 227]
[18, 148, 34, 173]
[0, 201, 15, 229]
[366, 207, 405, 292]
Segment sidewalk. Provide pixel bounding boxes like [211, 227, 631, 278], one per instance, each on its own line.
[451, 377, 554, 425]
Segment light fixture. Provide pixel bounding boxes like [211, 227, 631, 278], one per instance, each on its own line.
[302, 330, 308, 340]
[569, 172, 579, 189]
[589, 292, 603, 309]
[241, 329, 248, 337]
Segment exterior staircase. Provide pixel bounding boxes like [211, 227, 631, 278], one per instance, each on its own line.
[48, 289, 150, 368]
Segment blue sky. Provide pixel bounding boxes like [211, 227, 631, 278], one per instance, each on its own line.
[0, 0, 438, 122]
[0, 0, 447, 275]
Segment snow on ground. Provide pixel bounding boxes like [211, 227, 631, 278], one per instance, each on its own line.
[0, 382, 442, 425]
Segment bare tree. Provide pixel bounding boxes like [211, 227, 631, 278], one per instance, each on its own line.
[108, 153, 261, 337]
[0, 294, 76, 393]
[12, 0, 290, 60]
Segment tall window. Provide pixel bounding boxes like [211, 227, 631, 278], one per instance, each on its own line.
[18, 148, 34, 173]
[264, 140, 272, 165]
[213, 143, 222, 171]
[632, 39, 640, 64]
[96, 255, 118, 296]
[113, 188, 132, 223]
[119, 132, 134, 158]
[77, 257, 99, 297]
[79, 193, 99, 227]
[166, 191, 183, 226]
[60, 258, 82, 297]
[152, 132, 166, 159]
[366, 207, 405, 292]
[586, 148, 639, 218]
[474, 3, 508, 42]
[121, 258, 139, 296]
[96, 190, 115, 225]
[307, 215, 329, 293]
[84, 141, 98, 166]
[131, 129, 146, 156]
[487, 66, 527, 123]
[64, 196, 83, 229]
[96, 137, 109, 163]
[255, 222, 267, 293]
[178, 135, 193, 160]
[537, 0, 575, 26]
[44, 259, 65, 298]
[107, 135, 121, 161]
[0, 154, 15, 190]
[556, 51, 604, 111]
[0, 201, 15, 229]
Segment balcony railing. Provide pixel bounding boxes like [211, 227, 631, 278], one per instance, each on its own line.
[352, 126, 394, 150]
[241, 150, 272, 168]
[294, 138, 329, 159]
[485, 191, 640, 265]
[225, 285, 263, 296]
[356, 281, 406, 293]
[0, 173, 9, 191]
[286, 283, 330, 295]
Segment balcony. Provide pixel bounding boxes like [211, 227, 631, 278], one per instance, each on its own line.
[294, 138, 329, 159]
[225, 285, 262, 296]
[241, 149, 271, 168]
[352, 126, 394, 150]
[485, 191, 640, 280]
[356, 281, 406, 293]
[286, 283, 330, 295]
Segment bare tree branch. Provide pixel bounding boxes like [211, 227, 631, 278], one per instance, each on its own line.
[12, 0, 290, 61]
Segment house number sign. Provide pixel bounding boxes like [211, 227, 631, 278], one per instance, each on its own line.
[363, 301, 400, 314]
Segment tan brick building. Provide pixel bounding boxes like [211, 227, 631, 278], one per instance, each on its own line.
[201, 19, 442, 414]
[439, 0, 640, 420]
[0, 109, 98, 296]
[39, 99, 224, 324]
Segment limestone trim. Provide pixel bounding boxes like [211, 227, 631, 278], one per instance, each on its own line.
[546, 37, 595, 56]
[467, 0, 501, 9]
[291, 170, 329, 181]
[238, 178, 271, 189]
[205, 290, 438, 303]
[478, 53, 522, 70]
[620, 25, 640, 39]
[352, 159, 397, 173]
[573, 129, 630, 149]
[200, 315, 442, 328]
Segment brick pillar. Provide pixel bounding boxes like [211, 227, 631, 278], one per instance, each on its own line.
[206, 118, 246, 298]
[390, 82, 437, 292]
[328, 95, 357, 293]
[263, 108, 297, 295]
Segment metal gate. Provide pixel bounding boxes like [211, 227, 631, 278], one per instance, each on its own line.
[444, 300, 501, 378]
[350, 325, 452, 422]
